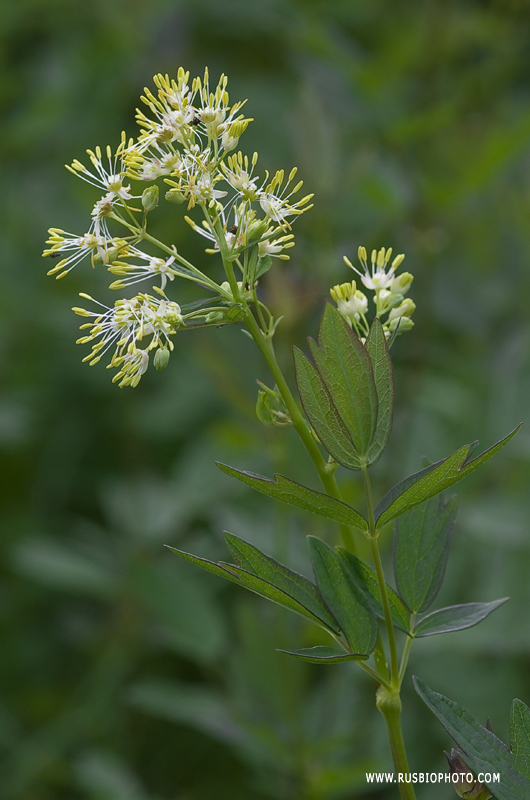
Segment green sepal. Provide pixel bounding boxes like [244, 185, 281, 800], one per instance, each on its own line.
[412, 598, 509, 638]
[337, 548, 410, 634]
[414, 677, 530, 800]
[394, 494, 458, 614]
[293, 346, 360, 469]
[510, 699, 530, 779]
[308, 304, 378, 458]
[376, 424, 522, 526]
[307, 536, 378, 655]
[277, 646, 369, 664]
[166, 545, 339, 634]
[216, 463, 368, 532]
[223, 532, 340, 632]
[365, 318, 394, 464]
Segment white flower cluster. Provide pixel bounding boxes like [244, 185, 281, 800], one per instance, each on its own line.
[43, 68, 313, 386]
[125, 70, 312, 244]
[331, 246, 415, 340]
[72, 294, 183, 388]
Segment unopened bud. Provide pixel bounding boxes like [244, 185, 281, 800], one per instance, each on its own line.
[246, 218, 270, 241]
[205, 311, 226, 324]
[445, 750, 492, 799]
[165, 188, 186, 204]
[142, 185, 159, 212]
[390, 271, 413, 295]
[387, 292, 404, 309]
[256, 390, 275, 426]
[387, 316, 414, 334]
[153, 347, 170, 371]
[388, 298, 416, 322]
[226, 305, 245, 322]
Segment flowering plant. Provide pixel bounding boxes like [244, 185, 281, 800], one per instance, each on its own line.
[44, 67, 529, 800]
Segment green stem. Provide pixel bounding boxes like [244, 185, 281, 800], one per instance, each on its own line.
[202, 203, 358, 550]
[358, 660, 392, 691]
[373, 632, 390, 685]
[361, 465, 399, 685]
[398, 633, 414, 686]
[361, 464, 415, 799]
[243, 308, 357, 552]
[376, 687, 416, 800]
[108, 214, 224, 294]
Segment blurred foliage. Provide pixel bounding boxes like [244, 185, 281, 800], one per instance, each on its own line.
[2, 0, 530, 798]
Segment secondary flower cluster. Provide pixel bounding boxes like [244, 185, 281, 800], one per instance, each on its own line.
[43, 68, 313, 386]
[330, 246, 415, 340]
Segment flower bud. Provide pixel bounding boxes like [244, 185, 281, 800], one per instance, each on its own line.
[387, 292, 404, 309]
[256, 390, 275, 426]
[255, 383, 292, 427]
[445, 750, 492, 799]
[388, 297, 416, 322]
[390, 271, 414, 295]
[165, 188, 186, 204]
[387, 316, 414, 333]
[205, 311, 226, 324]
[246, 218, 270, 242]
[153, 347, 170, 371]
[142, 185, 159, 213]
[226, 305, 245, 322]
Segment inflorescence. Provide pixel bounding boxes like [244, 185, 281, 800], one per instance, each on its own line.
[44, 67, 414, 387]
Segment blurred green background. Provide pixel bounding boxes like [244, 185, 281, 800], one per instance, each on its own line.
[2, 0, 530, 798]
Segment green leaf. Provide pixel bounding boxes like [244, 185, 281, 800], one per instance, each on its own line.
[223, 532, 340, 632]
[308, 304, 378, 458]
[216, 463, 368, 532]
[414, 677, 530, 800]
[293, 346, 360, 469]
[510, 700, 530, 779]
[277, 646, 368, 663]
[376, 424, 522, 526]
[413, 598, 509, 637]
[255, 254, 272, 279]
[365, 318, 394, 465]
[307, 537, 378, 655]
[166, 546, 338, 633]
[394, 494, 458, 613]
[337, 548, 410, 633]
